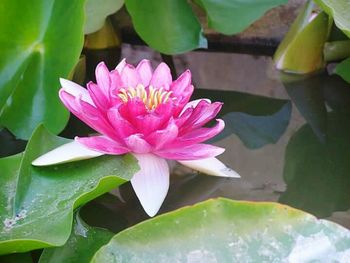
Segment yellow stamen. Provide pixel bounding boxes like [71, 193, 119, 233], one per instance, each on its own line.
[117, 84, 173, 110]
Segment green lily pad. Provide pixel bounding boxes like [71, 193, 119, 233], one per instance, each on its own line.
[85, 0, 124, 34]
[335, 57, 350, 84]
[196, 0, 287, 35]
[125, 0, 207, 54]
[0, 126, 138, 255]
[0, 0, 85, 139]
[314, 0, 350, 37]
[92, 198, 350, 262]
[39, 213, 113, 263]
[280, 113, 350, 218]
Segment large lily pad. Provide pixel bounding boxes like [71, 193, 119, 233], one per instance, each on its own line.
[0, 0, 85, 139]
[92, 198, 350, 262]
[314, 0, 350, 37]
[196, 0, 287, 35]
[39, 213, 113, 263]
[0, 126, 138, 255]
[125, 0, 207, 54]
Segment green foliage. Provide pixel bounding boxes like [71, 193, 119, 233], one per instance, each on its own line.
[196, 0, 287, 35]
[125, 0, 207, 54]
[314, 0, 350, 37]
[0, 0, 85, 139]
[92, 198, 350, 262]
[335, 57, 350, 83]
[85, 0, 124, 34]
[39, 213, 113, 263]
[0, 126, 138, 255]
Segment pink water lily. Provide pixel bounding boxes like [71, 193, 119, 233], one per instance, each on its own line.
[32, 59, 239, 216]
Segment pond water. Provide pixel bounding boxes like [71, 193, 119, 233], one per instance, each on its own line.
[2, 46, 349, 233]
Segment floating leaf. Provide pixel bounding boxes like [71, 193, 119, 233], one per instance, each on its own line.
[125, 0, 207, 54]
[85, 0, 124, 34]
[39, 213, 113, 263]
[0, 126, 138, 255]
[274, 1, 330, 73]
[335, 57, 350, 84]
[314, 0, 350, 37]
[196, 0, 287, 35]
[280, 113, 350, 217]
[0, 0, 85, 139]
[92, 198, 350, 262]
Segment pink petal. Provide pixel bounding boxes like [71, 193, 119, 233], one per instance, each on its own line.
[59, 78, 94, 105]
[135, 114, 163, 136]
[131, 153, 169, 217]
[171, 70, 192, 96]
[115, 58, 126, 73]
[121, 64, 141, 88]
[107, 107, 137, 138]
[118, 100, 147, 121]
[136, 59, 153, 86]
[156, 144, 225, 160]
[76, 136, 129, 155]
[179, 100, 223, 134]
[172, 119, 225, 147]
[146, 119, 178, 150]
[95, 62, 111, 97]
[59, 90, 119, 141]
[125, 134, 152, 153]
[109, 69, 124, 101]
[87, 81, 110, 110]
[150, 62, 172, 89]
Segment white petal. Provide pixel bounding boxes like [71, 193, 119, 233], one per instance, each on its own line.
[180, 98, 211, 115]
[32, 141, 104, 166]
[178, 157, 240, 178]
[131, 153, 169, 217]
[115, 58, 126, 73]
[59, 78, 94, 105]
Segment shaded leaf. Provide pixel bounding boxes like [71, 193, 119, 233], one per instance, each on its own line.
[0, 0, 85, 139]
[92, 198, 350, 262]
[125, 0, 207, 54]
[196, 0, 287, 35]
[280, 113, 350, 217]
[314, 0, 350, 37]
[0, 126, 138, 255]
[39, 213, 113, 263]
[85, 0, 124, 34]
[335, 57, 350, 83]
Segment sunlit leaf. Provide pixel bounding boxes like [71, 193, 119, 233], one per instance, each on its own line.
[0, 126, 138, 255]
[274, 1, 330, 73]
[85, 0, 124, 34]
[314, 0, 350, 37]
[196, 0, 287, 35]
[39, 213, 113, 263]
[92, 198, 350, 262]
[125, 0, 207, 54]
[280, 113, 350, 217]
[0, 0, 85, 139]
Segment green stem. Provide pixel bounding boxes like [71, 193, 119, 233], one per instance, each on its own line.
[324, 40, 350, 62]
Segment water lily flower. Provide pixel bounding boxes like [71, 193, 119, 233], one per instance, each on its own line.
[32, 59, 240, 216]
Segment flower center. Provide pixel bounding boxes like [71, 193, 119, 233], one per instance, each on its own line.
[118, 84, 173, 110]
